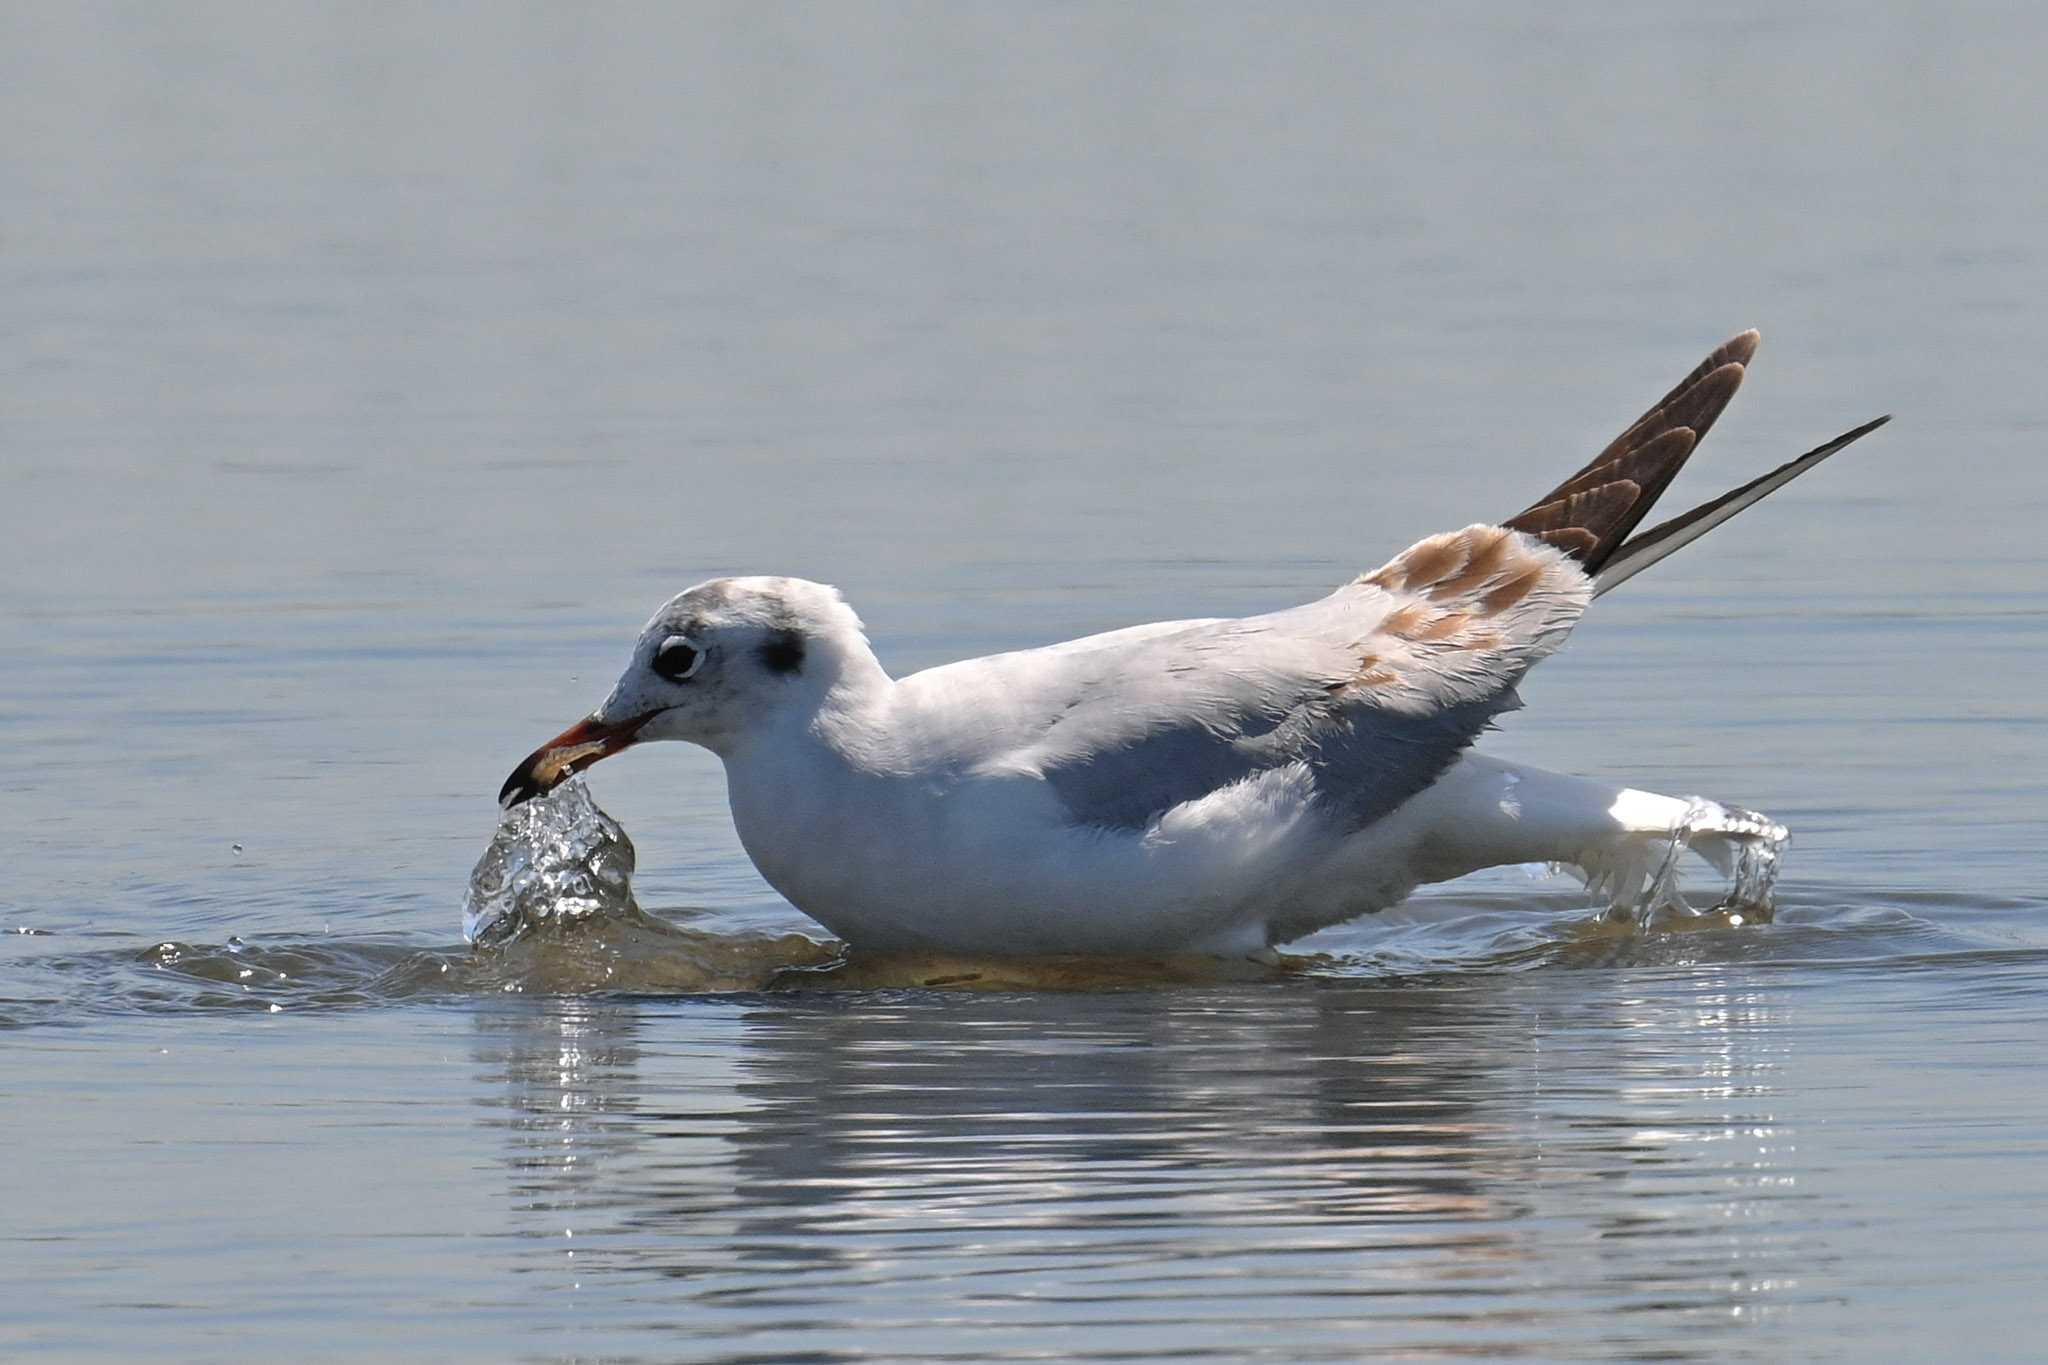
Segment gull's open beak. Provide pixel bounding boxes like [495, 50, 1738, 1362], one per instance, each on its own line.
[498, 713, 651, 808]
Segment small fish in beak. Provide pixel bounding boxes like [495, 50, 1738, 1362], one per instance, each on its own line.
[498, 713, 649, 808]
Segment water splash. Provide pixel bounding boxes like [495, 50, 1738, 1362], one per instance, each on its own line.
[1621, 797, 1789, 931]
[453, 779, 846, 989]
[462, 779, 638, 946]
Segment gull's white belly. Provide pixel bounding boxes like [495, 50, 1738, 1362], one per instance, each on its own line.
[716, 743, 1739, 956]
[723, 752, 1379, 955]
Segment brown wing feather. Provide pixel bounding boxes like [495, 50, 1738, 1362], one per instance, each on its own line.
[1504, 330, 1758, 571]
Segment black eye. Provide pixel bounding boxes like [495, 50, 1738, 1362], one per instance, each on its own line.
[652, 637, 704, 683]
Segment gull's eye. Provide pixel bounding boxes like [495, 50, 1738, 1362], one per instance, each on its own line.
[652, 636, 704, 683]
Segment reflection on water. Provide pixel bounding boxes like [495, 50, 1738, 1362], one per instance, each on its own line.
[470, 974, 1824, 1359]
[474, 1000, 651, 1300]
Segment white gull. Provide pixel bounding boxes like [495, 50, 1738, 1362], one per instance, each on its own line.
[501, 331, 1885, 956]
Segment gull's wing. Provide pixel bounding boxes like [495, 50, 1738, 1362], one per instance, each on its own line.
[1591, 415, 1890, 596]
[958, 526, 1592, 832]
[926, 329, 1881, 834]
[1505, 329, 1757, 569]
[1499, 327, 1887, 593]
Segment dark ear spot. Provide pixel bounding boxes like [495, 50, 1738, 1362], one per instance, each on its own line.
[758, 630, 805, 675]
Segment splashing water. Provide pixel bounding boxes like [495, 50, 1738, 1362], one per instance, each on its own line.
[462, 780, 638, 945]
[1612, 796, 1790, 930]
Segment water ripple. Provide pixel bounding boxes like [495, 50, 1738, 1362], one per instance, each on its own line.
[6, 881, 2046, 1030]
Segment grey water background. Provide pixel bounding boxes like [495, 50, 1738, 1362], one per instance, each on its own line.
[5, 2, 2048, 1359]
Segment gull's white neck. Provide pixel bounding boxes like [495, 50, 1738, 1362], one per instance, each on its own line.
[719, 597, 902, 786]
[720, 650, 907, 925]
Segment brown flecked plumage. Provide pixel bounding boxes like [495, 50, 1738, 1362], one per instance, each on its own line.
[1411, 609, 1471, 642]
[1338, 523, 1584, 701]
[1480, 563, 1548, 614]
[1366, 534, 1464, 591]
[1362, 525, 1562, 619]
[1377, 603, 1431, 636]
[1431, 527, 1515, 597]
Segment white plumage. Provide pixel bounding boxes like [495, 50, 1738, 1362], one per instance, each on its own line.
[501, 332, 1883, 956]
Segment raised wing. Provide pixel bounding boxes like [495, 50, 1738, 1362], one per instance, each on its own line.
[1505, 329, 1757, 569]
[996, 526, 1592, 831]
[1592, 415, 1891, 596]
[1500, 328, 1885, 594]
[967, 328, 1881, 833]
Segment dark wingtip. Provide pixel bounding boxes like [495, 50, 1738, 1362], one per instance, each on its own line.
[1504, 332, 1765, 573]
[1590, 411, 1892, 597]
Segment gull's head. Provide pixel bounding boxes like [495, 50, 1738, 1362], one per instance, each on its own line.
[498, 576, 872, 807]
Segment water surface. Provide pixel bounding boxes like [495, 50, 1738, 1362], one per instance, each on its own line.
[6, 3, 2048, 1359]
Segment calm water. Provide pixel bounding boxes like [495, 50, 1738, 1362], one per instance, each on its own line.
[6, 3, 2048, 1359]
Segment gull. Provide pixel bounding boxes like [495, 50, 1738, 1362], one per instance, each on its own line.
[501, 332, 1885, 956]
